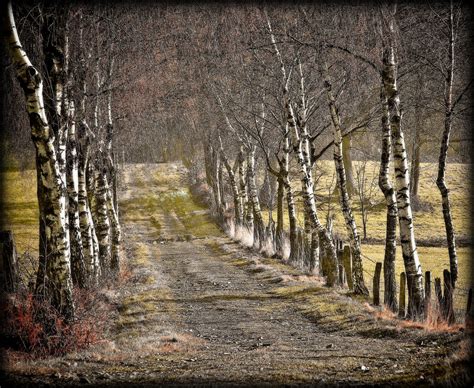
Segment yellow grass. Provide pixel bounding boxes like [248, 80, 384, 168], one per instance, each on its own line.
[1, 169, 38, 255]
[361, 244, 472, 311]
[261, 161, 472, 313]
[264, 161, 472, 243]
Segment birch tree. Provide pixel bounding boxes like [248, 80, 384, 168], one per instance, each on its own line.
[3, 1, 74, 319]
[323, 65, 369, 295]
[266, 12, 338, 283]
[435, 1, 458, 287]
[379, 84, 398, 311]
[382, 7, 424, 316]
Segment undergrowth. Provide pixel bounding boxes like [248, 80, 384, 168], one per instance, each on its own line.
[1, 286, 109, 358]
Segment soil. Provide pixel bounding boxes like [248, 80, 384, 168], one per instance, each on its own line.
[2, 163, 472, 387]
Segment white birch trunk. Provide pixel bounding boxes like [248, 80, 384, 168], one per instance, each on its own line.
[66, 101, 86, 287]
[105, 173, 121, 276]
[436, 2, 458, 287]
[78, 151, 100, 285]
[379, 85, 398, 311]
[382, 25, 424, 315]
[247, 146, 265, 248]
[95, 164, 111, 274]
[3, 2, 74, 319]
[324, 73, 368, 295]
[289, 101, 338, 286]
[219, 137, 243, 226]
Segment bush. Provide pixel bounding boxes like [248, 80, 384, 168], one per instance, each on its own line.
[2, 286, 108, 358]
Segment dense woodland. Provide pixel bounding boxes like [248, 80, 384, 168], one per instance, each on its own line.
[0, 1, 473, 385]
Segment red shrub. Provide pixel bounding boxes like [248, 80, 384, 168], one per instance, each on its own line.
[2, 287, 108, 358]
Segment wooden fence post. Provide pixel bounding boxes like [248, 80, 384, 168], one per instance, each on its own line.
[336, 244, 344, 285]
[424, 271, 431, 318]
[0, 230, 19, 292]
[342, 245, 353, 291]
[466, 288, 474, 334]
[373, 262, 382, 306]
[443, 270, 455, 324]
[435, 277, 443, 311]
[399, 272, 406, 318]
[467, 288, 472, 315]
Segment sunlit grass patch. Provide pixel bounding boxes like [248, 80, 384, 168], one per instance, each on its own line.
[262, 161, 472, 244]
[1, 169, 38, 256]
[156, 188, 222, 238]
[361, 244, 472, 312]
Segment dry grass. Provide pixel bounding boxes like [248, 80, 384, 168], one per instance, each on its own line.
[259, 161, 472, 314]
[361, 244, 472, 312]
[365, 302, 464, 333]
[263, 161, 472, 243]
[1, 169, 38, 255]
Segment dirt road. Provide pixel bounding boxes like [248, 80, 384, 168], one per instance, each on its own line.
[4, 163, 469, 387]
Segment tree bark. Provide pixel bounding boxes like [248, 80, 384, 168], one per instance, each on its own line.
[3, 1, 74, 319]
[379, 85, 398, 312]
[409, 106, 422, 203]
[289, 101, 338, 286]
[281, 130, 298, 263]
[78, 140, 100, 285]
[106, 173, 121, 276]
[382, 25, 424, 316]
[95, 163, 111, 274]
[66, 101, 86, 287]
[324, 74, 368, 295]
[247, 146, 265, 249]
[436, 2, 458, 288]
[276, 175, 285, 255]
[219, 138, 243, 227]
[342, 135, 357, 198]
[237, 146, 249, 227]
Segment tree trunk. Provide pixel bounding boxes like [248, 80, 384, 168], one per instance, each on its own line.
[95, 163, 111, 274]
[276, 175, 285, 255]
[106, 174, 121, 276]
[379, 85, 398, 312]
[237, 146, 249, 227]
[219, 140, 243, 227]
[212, 146, 224, 220]
[342, 135, 357, 198]
[409, 110, 421, 203]
[66, 101, 86, 287]
[3, 2, 74, 319]
[436, 3, 458, 288]
[289, 100, 338, 286]
[78, 145, 100, 285]
[324, 74, 368, 295]
[382, 31, 424, 317]
[247, 147, 265, 249]
[280, 128, 298, 263]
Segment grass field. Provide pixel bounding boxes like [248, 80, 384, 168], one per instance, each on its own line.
[264, 161, 472, 244]
[1, 162, 472, 312]
[260, 161, 472, 313]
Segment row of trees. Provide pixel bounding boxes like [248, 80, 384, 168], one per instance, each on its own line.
[2, 2, 122, 320]
[198, 3, 471, 318]
[2, 2, 471, 322]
